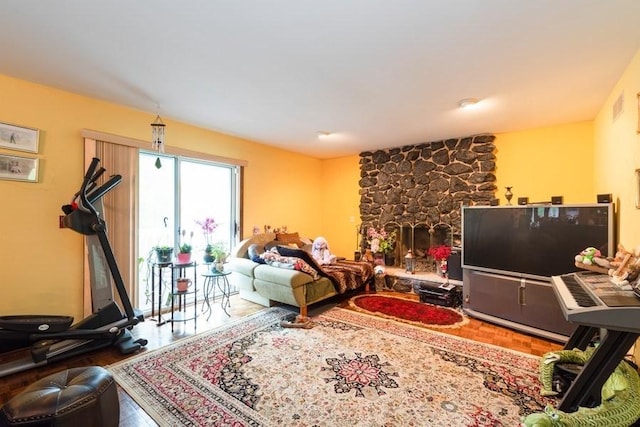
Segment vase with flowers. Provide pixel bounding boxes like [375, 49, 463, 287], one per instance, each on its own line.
[197, 217, 218, 263]
[366, 226, 397, 265]
[428, 244, 452, 277]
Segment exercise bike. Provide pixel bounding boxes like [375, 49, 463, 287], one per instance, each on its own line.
[0, 157, 147, 377]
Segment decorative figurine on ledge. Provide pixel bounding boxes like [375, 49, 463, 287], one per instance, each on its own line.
[505, 186, 514, 205]
[405, 249, 416, 275]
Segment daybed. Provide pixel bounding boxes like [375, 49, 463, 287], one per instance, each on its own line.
[227, 232, 373, 318]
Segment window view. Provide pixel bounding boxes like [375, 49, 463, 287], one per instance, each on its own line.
[137, 152, 238, 313]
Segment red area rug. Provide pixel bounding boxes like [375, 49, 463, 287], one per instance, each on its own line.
[349, 293, 469, 328]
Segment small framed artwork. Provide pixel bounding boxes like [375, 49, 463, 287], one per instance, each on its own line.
[0, 154, 39, 182]
[0, 122, 40, 153]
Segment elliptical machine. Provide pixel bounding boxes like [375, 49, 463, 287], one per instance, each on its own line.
[0, 157, 147, 378]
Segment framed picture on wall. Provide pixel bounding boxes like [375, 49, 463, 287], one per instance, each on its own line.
[0, 154, 39, 182]
[0, 122, 39, 153]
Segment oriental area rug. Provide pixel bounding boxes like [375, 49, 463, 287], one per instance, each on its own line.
[108, 307, 554, 426]
[347, 293, 469, 329]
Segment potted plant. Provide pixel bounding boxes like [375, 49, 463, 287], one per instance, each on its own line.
[197, 217, 218, 263]
[177, 243, 192, 264]
[154, 245, 174, 264]
[176, 229, 193, 264]
[203, 244, 215, 263]
[210, 243, 227, 272]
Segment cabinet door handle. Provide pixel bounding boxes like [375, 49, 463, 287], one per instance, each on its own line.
[519, 278, 526, 306]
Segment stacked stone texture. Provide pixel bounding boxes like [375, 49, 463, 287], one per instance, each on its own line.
[359, 134, 496, 236]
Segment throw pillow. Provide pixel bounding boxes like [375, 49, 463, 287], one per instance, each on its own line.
[275, 232, 304, 247]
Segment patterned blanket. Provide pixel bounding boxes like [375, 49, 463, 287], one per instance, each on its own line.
[321, 260, 374, 294]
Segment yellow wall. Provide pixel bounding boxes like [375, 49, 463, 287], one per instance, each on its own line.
[593, 49, 640, 249]
[320, 155, 361, 258]
[592, 49, 640, 361]
[0, 74, 324, 319]
[494, 121, 595, 205]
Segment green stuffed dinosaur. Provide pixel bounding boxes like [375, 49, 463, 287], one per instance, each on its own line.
[521, 348, 640, 427]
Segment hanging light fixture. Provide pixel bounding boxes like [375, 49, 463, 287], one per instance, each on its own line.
[151, 114, 166, 168]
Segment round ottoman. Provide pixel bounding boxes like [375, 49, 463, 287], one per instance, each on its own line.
[0, 366, 119, 427]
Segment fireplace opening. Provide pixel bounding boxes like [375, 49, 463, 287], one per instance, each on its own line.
[394, 223, 454, 272]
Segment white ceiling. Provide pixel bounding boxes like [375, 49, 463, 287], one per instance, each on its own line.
[1, 1, 639, 159]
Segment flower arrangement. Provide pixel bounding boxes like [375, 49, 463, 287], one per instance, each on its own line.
[196, 217, 218, 251]
[428, 244, 451, 261]
[367, 226, 397, 254]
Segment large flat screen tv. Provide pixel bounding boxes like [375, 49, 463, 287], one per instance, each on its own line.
[462, 203, 615, 281]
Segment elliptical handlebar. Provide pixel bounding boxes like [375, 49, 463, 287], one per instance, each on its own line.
[76, 158, 101, 217]
[61, 158, 123, 234]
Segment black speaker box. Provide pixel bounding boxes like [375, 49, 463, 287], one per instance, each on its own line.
[517, 197, 528, 205]
[551, 196, 563, 205]
[448, 249, 462, 281]
[597, 194, 612, 203]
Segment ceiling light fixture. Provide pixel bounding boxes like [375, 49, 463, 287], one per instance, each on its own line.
[317, 131, 331, 139]
[151, 113, 166, 168]
[458, 98, 479, 108]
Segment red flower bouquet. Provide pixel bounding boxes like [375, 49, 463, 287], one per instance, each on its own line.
[427, 245, 451, 261]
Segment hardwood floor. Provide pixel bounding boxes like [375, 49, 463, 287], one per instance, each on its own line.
[0, 291, 563, 425]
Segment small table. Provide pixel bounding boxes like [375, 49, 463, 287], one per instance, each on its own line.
[169, 261, 197, 332]
[202, 271, 232, 318]
[150, 262, 172, 325]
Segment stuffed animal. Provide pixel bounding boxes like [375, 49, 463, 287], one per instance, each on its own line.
[312, 236, 337, 265]
[574, 247, 601, 266]
[521, 348, 640, 427]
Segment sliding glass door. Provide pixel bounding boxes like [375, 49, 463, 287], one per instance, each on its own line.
[137, 152, 239, 312]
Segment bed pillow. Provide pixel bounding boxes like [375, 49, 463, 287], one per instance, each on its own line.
[277, 246, 329, 279]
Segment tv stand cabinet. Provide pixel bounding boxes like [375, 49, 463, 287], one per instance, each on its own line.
[462, 269, 575, 342]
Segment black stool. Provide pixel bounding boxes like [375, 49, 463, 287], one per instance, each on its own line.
[0, 366, 119, 427]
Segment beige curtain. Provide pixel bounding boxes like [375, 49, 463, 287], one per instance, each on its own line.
[83, 139, 138, 316]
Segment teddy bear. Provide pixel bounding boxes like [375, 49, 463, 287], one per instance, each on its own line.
[312, 236, 337, 265]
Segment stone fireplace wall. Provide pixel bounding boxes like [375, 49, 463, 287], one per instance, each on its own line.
[358, 134, 497, 263]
